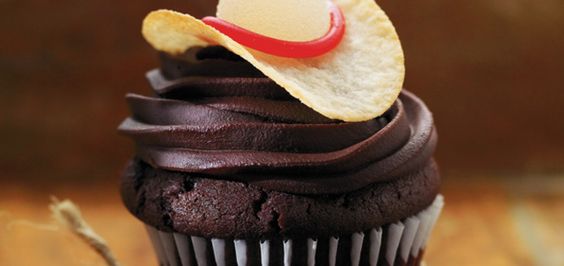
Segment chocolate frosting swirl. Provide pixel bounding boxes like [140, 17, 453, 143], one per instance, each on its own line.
[119, 47, 437, 195]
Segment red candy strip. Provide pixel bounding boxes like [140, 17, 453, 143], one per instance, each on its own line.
[202, 2, 346, 58]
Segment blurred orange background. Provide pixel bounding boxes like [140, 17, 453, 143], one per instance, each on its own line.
[1, 1, 563, 265]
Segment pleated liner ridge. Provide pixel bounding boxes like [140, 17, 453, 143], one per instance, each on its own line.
[145, 195, 443, 266]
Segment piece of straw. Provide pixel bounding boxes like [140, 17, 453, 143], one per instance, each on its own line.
[49, 197, 121, 266]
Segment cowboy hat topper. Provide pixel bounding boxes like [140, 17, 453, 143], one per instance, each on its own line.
[142, 0, 404, 122]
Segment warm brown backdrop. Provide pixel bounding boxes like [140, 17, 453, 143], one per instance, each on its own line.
[1, 1, 564, 265]
[2, 0, 563, 186]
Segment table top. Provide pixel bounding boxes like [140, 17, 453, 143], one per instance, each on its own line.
[1, 176, 562, 266]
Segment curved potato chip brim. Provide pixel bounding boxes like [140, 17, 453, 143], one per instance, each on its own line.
[142, 0, 404, 122]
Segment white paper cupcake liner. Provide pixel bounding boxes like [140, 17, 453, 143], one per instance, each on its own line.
[145, 195, 443, 266]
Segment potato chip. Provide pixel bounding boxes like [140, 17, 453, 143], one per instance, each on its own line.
[142, 0, 404, 122]
[217, 0, 330, 42]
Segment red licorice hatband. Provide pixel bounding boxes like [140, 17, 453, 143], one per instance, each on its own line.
[202, 2, 346, 58]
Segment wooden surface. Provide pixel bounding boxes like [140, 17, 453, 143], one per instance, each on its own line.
[0, 176, 562, 266]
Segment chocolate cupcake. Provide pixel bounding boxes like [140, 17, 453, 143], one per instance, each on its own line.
[119, 0, 443, 265]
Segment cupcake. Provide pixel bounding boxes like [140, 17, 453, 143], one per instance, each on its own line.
[119, 0, 443, 265]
